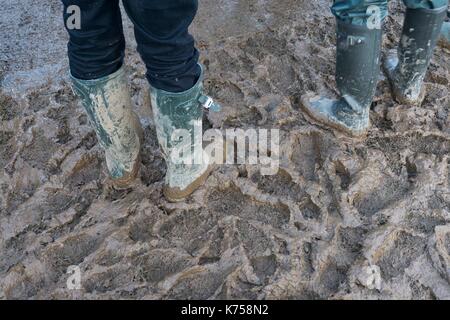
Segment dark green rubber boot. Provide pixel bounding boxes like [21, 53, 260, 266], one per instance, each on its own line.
[301, 20, 382, 137]
[150, 65, 221, 202]
[384, 6, 447, 106]
[71, 66, 143, 189]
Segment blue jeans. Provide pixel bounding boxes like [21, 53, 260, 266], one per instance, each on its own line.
[62, 0, 200, 93]
[332, 0, 449, 25]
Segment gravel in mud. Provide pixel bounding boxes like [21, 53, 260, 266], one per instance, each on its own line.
[0, 0, 449, 299]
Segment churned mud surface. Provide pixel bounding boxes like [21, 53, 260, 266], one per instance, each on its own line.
[1, 0, 450, 299]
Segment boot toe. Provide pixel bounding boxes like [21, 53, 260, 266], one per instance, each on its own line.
[393, 85, 426, 106]
[163, 164, 214, 202]
[301, 93, 368, 137]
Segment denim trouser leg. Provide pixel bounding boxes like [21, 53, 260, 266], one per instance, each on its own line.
[62, 0, 125, 80]
[331, 0, 448, 25]
[122, 0, 200, 93]
[62, 0, 200, 92]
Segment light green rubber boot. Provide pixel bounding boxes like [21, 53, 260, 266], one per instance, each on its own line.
[71, 66, 143, 188]
[301, 20, 382, 137]
[383, 6, 447, 106]
[150, 65, 221, 202]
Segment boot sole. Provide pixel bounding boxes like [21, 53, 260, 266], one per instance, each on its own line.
[300, 94, 368, 138]
[163, 164, 215, 203]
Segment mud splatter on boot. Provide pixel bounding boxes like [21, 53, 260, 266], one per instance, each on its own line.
[71, 66, 143, 189]
[383, 6, 448, 106]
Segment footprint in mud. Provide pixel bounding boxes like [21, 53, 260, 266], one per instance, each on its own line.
[406, 209, 447, 234]
[131, 249, 194, 284]
[0, 130, 16, 169]
[43, 232, 103, 281]
[205, 78, 244, 105]
[198, 226, 226, 265]
[21, 129, 58, 172]
[300, 197, 321, 220]
[251, 254, 278, 285]
[0, 93, 20, 121]
[164, 263, 237, 300]
[55, 118, 73, 145]
[250, 168, 306, 202]
[445, 233, 450, 256]
[237, 220, 273, 258]
[236, 220, 279, 284]
[127, 206, 166, 243]
[317, 260, 348, 297]
[367, 132, 450, 161]
[83, 266, 135, 295]
[334, 160, 351, 190]
[53, 85, 77, 109]
[267, 56, 298, 95]
[334, 226, 366, 266]
[45, 94, 76, 122]
[291, 131, 333, 181]
[211, 50, 250, 75]
[239, 31, 288, 61]
[28, 90, 51, 113]
[156, 208, 218, 255]
[223, 106, 264, 128]
[374, 230, 426, 280]
[207, 184, 291, 228]
[45, 109, 74, 146]
[353, 176, 412, 217]
[65, 154, 103, 188]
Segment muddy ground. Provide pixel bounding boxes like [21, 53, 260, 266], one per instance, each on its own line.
[1, 0, 450, 300]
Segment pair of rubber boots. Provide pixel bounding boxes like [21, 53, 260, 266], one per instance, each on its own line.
[70, 65, 220, 202]
[301, 6, 448, 137]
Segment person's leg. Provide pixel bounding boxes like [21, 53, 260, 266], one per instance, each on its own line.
[63, 0, 125, 80]
[123, 0, 220, 201]
[122, 0, 201, 93]
[62, 0, 142, 187]
[383, 0, 448, 105]
[300, 0, 387, 137]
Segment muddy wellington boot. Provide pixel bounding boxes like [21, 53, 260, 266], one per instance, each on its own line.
[71, 66, 143, 189]
[150, 65, 221, 202]
[301, 20, 382, 137]
[383, 6, 448, 106]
